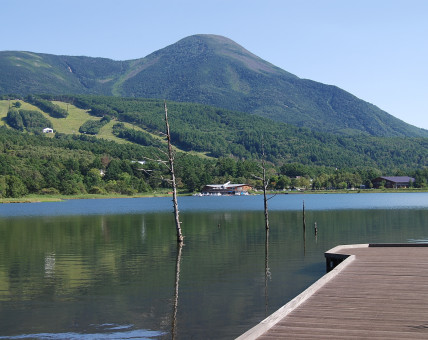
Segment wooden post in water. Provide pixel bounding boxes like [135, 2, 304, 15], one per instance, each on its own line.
[164, 101, 184, 243]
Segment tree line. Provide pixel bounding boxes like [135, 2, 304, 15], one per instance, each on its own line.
[48, 94, 428, 171]
[25, 95, 69, 118]
[1, 94, 428, 198]
[1, 123, 427, 199]
[6, 105, 52, 134]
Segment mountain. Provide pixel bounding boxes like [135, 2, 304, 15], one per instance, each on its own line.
[1, 34, 427, 138]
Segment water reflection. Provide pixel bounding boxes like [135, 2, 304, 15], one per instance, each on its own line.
[264, 229, 271, 316]
[1, 201, 428, 338]
[44, 253, 55, 278]
[302, 200, 307, 255]
[171, 243, 183, 339]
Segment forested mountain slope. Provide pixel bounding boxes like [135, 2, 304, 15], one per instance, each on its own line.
[2, 95, 427, 172]
[1, 95, 428, 198]
[118, 35, 428, 138]
[0, 51, 128, 95]
[1, 35, 427, 137]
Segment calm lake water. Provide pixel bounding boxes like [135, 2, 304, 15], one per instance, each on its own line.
[1, 193, 428, 339]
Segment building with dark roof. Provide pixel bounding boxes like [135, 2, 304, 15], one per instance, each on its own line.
[372, 176, 415, 189]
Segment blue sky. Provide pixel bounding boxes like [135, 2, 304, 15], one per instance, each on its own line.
[3, 0, 428, 129]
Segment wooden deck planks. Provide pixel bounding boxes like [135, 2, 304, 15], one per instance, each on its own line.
[237, 244, 428, 339]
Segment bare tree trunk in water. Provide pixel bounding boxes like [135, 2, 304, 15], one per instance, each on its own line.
[164, 101, 184, 243]
[253, 140, 273, 231]
[261, 140, 269, 230]
[262, 157, 269, 230]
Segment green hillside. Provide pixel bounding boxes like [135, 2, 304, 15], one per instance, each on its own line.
[0, 98, 212, 156]
[2, 95, 427, 171]
[0, 51, 127, 95]
[0, 95, 428, 199]
[1, 35, 427, 138]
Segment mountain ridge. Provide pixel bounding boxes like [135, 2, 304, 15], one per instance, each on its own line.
[1, 34, 427, 138]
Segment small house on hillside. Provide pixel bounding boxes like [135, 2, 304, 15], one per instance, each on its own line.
[201, 182, 251, 195]
[372, 176, 415, 189]
[43, 128, 54, 133]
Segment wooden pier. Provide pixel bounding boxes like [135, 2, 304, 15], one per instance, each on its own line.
[237, 244, 428, 339]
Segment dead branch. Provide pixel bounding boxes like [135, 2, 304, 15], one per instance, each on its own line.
[164, 101, 184, 243]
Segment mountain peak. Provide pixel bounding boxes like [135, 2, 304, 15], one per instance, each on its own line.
[166, 34, 285, 75]
[1, 35, 427, 137]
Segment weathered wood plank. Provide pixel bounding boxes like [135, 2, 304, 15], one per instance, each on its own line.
[237, 244, 428, 339]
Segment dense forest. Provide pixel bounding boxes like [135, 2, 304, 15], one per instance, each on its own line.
[0, 126, 260, 197]
[0, 94, 427, 198]
[0, 126, 383, 198]
[53, 94, 428, 169]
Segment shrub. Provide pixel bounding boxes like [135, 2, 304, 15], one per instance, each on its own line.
[40, 187, 60, 195]
[89, 186, 107, 195]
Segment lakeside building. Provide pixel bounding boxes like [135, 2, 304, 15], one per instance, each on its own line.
[201, 182, 252, 196]
[372, 176, 415, 189]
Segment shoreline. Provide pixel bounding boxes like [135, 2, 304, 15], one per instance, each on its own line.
[1, 188, 427, 204]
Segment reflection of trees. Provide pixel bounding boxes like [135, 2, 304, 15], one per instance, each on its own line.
[0, 214, 177, 300]
[171, 243, 183, 339]
[2, 208, 427, 338]
[0, 213, 185, 333]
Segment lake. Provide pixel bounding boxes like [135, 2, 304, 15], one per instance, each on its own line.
[1, 193, 428, 339]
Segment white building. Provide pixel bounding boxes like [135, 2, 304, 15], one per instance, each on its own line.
[201, 182, 252, 195]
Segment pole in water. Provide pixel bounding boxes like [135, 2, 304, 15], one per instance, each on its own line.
[302, 200, 306, 234]
[314, 222, 318, 235]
